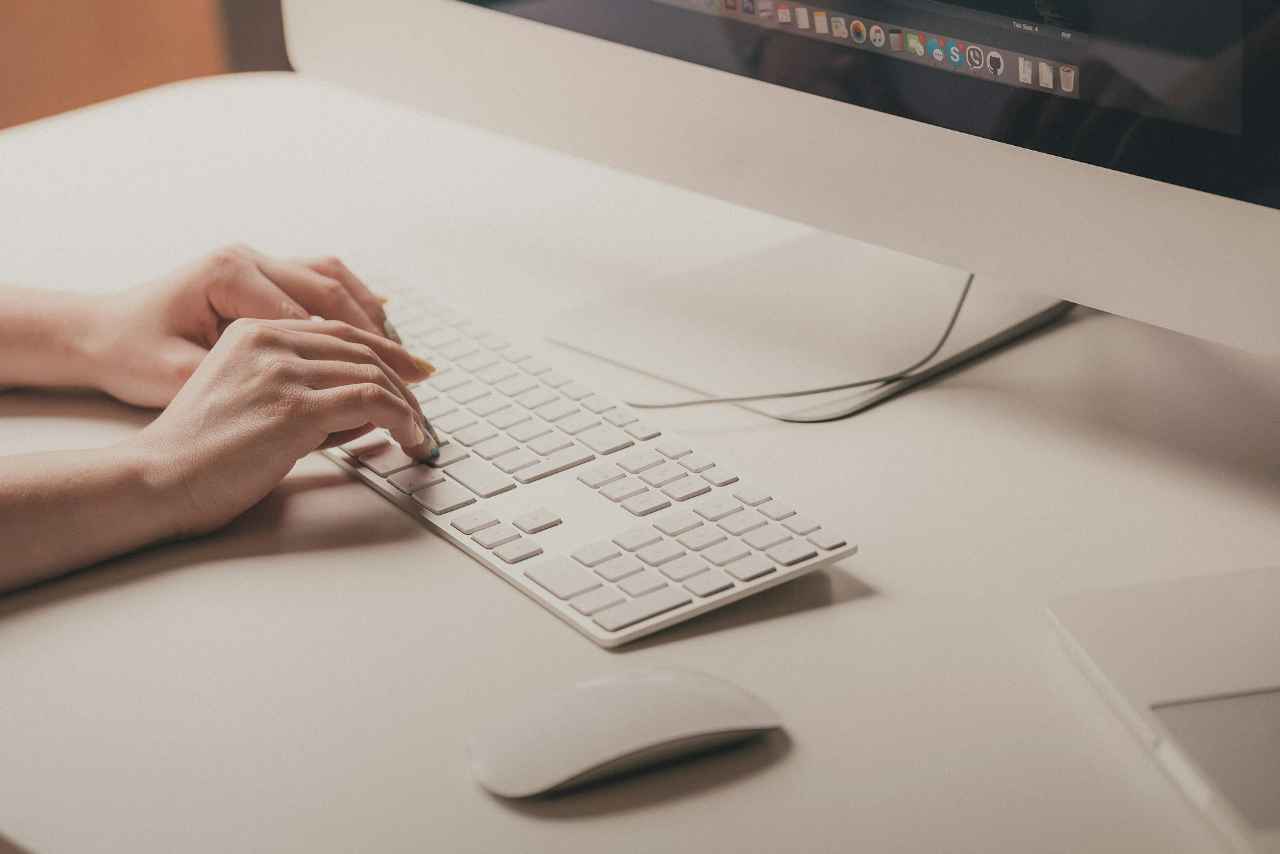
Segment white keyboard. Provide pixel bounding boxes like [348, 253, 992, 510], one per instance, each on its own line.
[324, 288, 857, 647]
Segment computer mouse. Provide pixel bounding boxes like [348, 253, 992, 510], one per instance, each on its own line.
[468, 668, 783, 798]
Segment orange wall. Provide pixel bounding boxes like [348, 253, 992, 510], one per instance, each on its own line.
[0, 1, 229, 129]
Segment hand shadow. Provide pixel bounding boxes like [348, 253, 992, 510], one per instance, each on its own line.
[492, 728, 793, 820]
[0, 468, 421, 622]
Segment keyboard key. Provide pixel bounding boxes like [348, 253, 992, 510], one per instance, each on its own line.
[578, 425, 633, 456]
[468, 396, 510, 418]
[446, 458, 516, 498]
[433, 410, 477, 434]
[704, 540, 751, 567]
[744, 525, 790, 551]
[655, 440, 692, 459]
[494, 537, 543, 564]
[653, 509, 702, 537]
[449, 382, 491, 405]
[595, 554, 645, 582]
[388, 464, 446, 494]
[451, 509, 500, 536]
[663, 477, 711, 502]
[758, 501, 796, 522]
[660, 554, 710, 582]
[503, 348, 533, 363]
[613, 526, 662, 551]
[508, 420, 552, 443]
[783, 516, 821, 536]
[540, 371, 572, 389]
[514, 446, 594, 483]
[473, 523, 520, 549]
[475, 363, 517, 384]
[679, 454, 715, 473]
[457, 350, 499, 372]
[701, 467, 739, 487]
[494, 449, 540, 474]
[678, 526, 727, 552]
[625, 422, 662, 441]
[427, 443, 470, 468]
[477, 334, 510, 351]
[421, 397, 458, 419]
[581, 395, 616, 414]
[570, 587, 626, 616]
[685, 570, 734, 598]
[809, 530, 848, 551]
[557, 412, 601, 436]
[694, 495, 743, 522]
[604, 408, 639, 427]
[623, 492, 670, 517]
[593, 587, 690, 632]
[716, 512, 762, 537]
[513, 508, 562, 534]
[733, 487, 772, 507]
[572, 541, 621, 567]
[358, 444, 418, 476]
[516, 387, 557, 409]
[640, 462, 687, 488]
[489, 408, 530, 430]
[439, 338, 480, 360]
[560, 383, 593, 401]
[619, 448, 665, 474]
[526, 558, 600, 600]
[725, 553, 776, 581]
[637, 540, 685, 567]
[521, 358, 552, 376]
[620, 570, 667, 598]
[601, 478, 646, 502]
[766, 540, 818, 566]
[535, 398, 578, 422]
[411, 480, 475, 514]
[473, 436, 518, 461]
[528, 433, 573, 456]
[428, 372, 472, 393]
[452, 422, 498, 447]
[341, 431, 389, 459]
[495, 375, 538, 397]
[578, 461, 625, 489]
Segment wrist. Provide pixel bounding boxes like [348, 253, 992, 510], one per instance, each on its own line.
[111, 434, 198, 543]
[0, 287, 108, 391]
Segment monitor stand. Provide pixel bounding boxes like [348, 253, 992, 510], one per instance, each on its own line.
[546, 231, 1073, 421]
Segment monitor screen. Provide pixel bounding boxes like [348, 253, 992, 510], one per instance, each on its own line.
[459, 0, 1280, 211]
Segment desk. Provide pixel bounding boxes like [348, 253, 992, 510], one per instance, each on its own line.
[2, 74, 1278, 854]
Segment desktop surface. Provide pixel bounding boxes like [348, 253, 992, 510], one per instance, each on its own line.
[1, 74, 1278, 853]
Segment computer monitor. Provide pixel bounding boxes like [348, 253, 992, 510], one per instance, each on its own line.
[284, 0, 1280, 353]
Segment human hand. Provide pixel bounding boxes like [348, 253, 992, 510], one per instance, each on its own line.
[126, 317, 437, 539]
[87, 245, 419, 408]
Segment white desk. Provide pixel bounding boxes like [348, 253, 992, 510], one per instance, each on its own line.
[2, 74, 1278, 854]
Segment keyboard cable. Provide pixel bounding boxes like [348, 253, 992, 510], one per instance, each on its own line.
[624, 273, 975, 424]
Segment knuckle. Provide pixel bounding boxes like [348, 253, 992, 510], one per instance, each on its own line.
[209, 244, 252, 275]
[317, 278, 346, 304]
[359, 363, 385, 386]
[319, 255, 347, 273]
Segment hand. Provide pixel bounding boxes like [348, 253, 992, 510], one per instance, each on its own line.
[87, 245, 419, 408]
[126, 317, 438, 538]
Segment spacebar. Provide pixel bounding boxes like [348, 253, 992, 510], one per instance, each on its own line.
[593, 587, 691, 632]
[515, 446, 594, 484]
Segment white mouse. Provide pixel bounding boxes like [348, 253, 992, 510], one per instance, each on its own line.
[468, 668, 783, 798]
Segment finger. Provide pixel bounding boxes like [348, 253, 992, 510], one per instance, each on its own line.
[253, 256, 384, 337]
[278, 329, 431, 439]
[266, 318, 434, 383]
[207, 255, 309, 323]
[311, 384, 432, 459]
[296, 255, 389, 333]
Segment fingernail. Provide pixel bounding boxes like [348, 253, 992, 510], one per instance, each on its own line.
[427, 444, 441, 461]
[384, 318, 402, 344]
[412, 355, 436, 377]
[375, 294, 391, 305]
[413, 422, 427, 445]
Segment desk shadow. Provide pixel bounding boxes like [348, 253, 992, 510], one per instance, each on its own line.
[618, 565, 874, 653]
[493, 728, 792, 820]
[0, 470, 419, 621]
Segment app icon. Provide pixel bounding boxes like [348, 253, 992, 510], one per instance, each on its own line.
[813, 10, 829, 34]
[1039, 60, 1054, 88]
[888, 28, 903, 51]
[743, 0, 755, 12]
[776, 3, 792, 24]
[966, 45, 985, 69]
[869, 24, 886, 48]
[1017, 56, 1034, 84]
[986, 50, 1005, 77]
[1060, 65, 1078, 93]
[795, 6, 810, 29]
[948, 41, 965, 68]
[849, 19, 867, 43]
[830, 16, 849, 39]
[757, 0, 774, 17]
[724, 0, 738, 10]
[907, 32, 925, 57]
[927, 36, 944, 62]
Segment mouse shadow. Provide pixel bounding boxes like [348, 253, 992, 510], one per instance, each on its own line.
[616, 564, 875, 653]
[0, 469, 421, 621]
[492, 728, 794, 819]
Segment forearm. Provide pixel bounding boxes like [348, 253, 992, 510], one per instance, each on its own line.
[0, 286, 105, 391]
[0, 441, 182, 592]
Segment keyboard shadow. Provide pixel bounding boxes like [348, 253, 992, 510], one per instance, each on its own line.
[618, 563, 874, 652]
[491, 728, 792, 819]
[0, 470, 419, 621]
